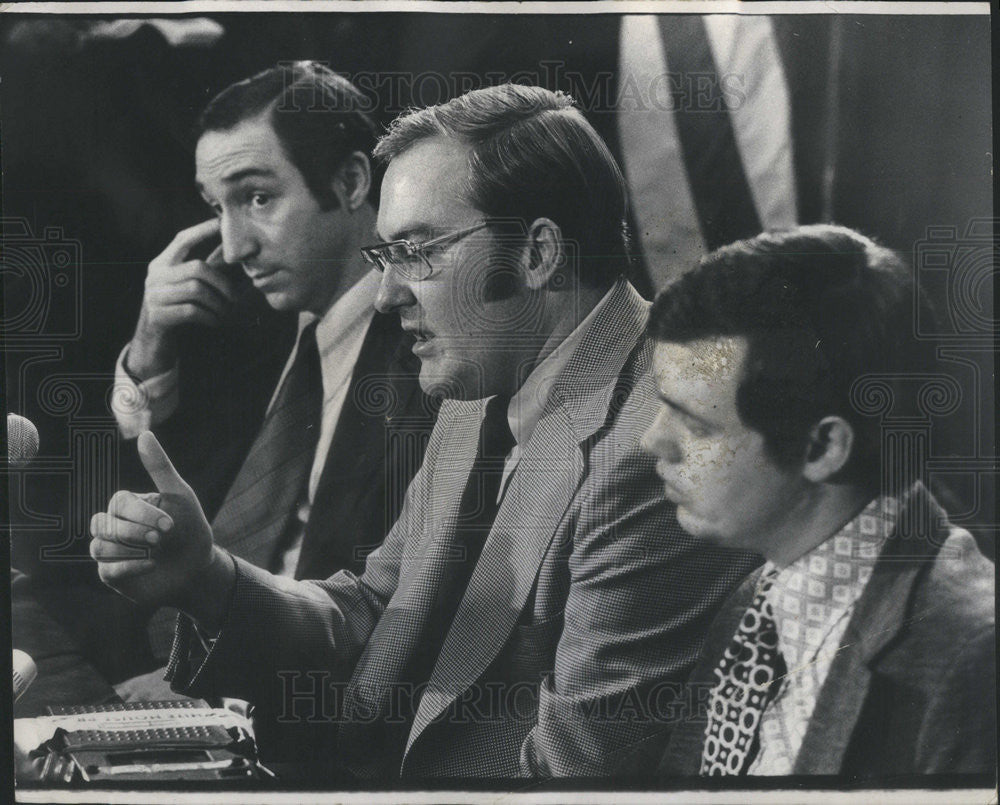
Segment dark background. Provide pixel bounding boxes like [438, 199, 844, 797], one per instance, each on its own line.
[1, 12, 994, 683]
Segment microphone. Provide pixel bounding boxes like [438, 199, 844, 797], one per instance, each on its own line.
[7, 413, 39, 466]
[13, 649, 37, 702]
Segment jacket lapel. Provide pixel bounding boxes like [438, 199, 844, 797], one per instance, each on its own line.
[344, 400, 483, 719]
[792, 484, 945, 774]
[407, 279, 651, 751]
[296, 312, 422, 577]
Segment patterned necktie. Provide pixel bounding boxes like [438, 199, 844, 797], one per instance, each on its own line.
[748, 503, 891, 775]
[701, 569, 786, 775]
[146, 322, 323, 659]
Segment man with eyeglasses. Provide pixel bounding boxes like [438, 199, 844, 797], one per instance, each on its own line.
[90, 84, 758, 778]
[106, 62, 435, 699]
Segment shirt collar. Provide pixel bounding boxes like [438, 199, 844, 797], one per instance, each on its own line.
[298, 268, 380, 359]
[507, 284, 617, 447]
[762, 495, 899, 665]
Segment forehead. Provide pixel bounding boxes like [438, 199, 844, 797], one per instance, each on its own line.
[195, 114, 294, 185]
[652, 337, 749, 416]
[377, 136, 478, 238]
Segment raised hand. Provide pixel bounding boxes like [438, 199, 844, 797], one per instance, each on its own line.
[90, 432, 233, 623]
[126, 218, 237, 379]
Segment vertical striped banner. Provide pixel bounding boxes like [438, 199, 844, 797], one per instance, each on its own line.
[618, 14, 797, 291]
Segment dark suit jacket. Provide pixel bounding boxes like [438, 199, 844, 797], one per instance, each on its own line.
[118, 283, 435, 574]
[210, 305, 436, 581]
[167, 278, 760, 777]
[140, 305, 437, 660]
[659, 484, 996, 780]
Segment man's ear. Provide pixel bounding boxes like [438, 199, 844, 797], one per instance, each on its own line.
[331, 151, 372, 211]
[522, 217, 565, 291]
[802, 416, 855, 483]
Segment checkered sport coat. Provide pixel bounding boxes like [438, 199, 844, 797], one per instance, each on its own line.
[166, 278, 759, 778]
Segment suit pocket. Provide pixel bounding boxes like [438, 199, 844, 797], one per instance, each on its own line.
[502, 611, 565, 682]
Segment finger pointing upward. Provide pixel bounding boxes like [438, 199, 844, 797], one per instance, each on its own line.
[138, 431, 190, 496]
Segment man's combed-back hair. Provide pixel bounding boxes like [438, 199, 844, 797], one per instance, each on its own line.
[197, 61, 379, 210]
[648, 224, 938, 495]
[373, 83, 631, 287]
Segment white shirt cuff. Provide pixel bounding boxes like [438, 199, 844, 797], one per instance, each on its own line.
[111, 344, 180, 438]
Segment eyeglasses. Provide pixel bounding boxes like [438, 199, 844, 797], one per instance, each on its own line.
[360, 221, 494, 281]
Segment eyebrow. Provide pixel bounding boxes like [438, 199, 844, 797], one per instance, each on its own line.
[379, 224, 434, 242]
[657, 392, 716, 428]
[196, 168, 278, 193]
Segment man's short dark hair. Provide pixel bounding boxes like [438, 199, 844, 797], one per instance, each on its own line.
[373, 83, 631, 288]
[197, 61, 379, 210]
[648, 224, 937, 495]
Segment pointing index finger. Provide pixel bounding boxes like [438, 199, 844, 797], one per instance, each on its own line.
[137, 431, 189, 496]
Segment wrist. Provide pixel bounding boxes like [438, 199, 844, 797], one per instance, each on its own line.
[177, 546, 235, 635]
[128, 310, 177, 380]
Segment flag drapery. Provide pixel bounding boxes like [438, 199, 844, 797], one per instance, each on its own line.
[618, 15, 798, 290]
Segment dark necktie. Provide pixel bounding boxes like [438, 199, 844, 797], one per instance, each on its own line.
[701, 569, 786, 775]
[337, 396, 515, 777]
[146, 322, 323, 659]
[401, 394, 516, 704]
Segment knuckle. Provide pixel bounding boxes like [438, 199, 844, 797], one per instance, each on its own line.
[110, 489, 134, 512]
[93, 538, 115, 560]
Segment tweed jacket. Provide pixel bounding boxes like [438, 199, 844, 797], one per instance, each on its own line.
[166, 278, 759, 778]
[658, 484, 996, 781]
